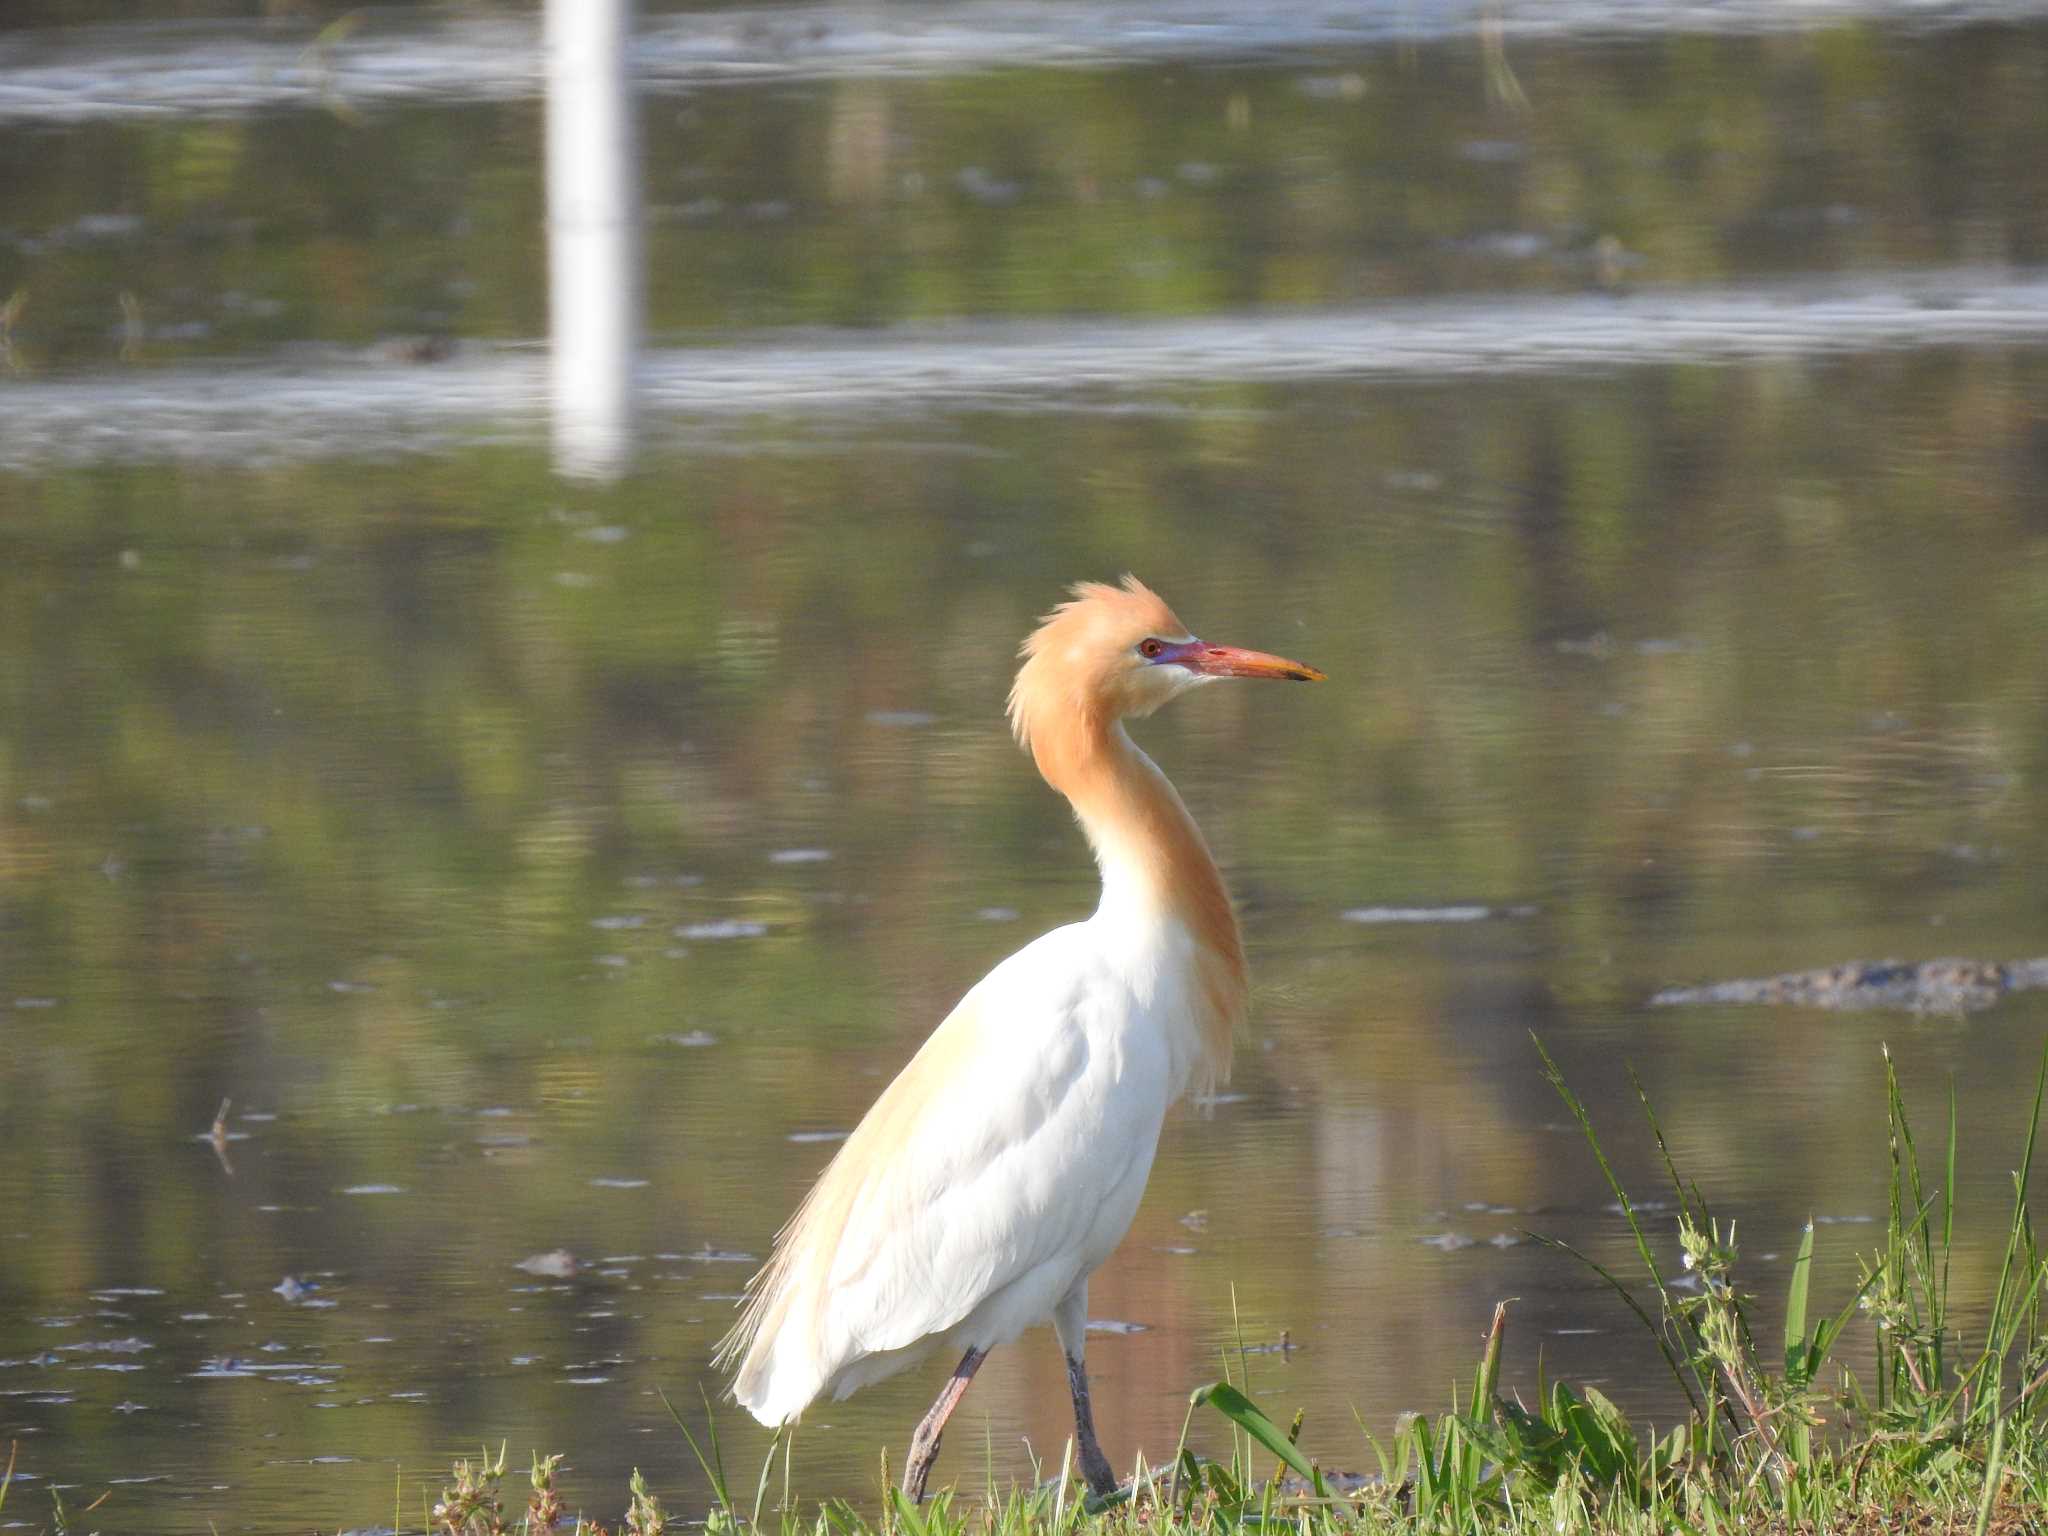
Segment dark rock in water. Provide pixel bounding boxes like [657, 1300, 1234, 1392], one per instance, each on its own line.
[1652, 957, 2048, 1015]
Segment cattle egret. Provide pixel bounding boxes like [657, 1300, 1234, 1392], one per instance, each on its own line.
[719, 576, 1324, 1501]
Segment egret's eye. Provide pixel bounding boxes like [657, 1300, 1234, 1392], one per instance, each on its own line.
[1137, 638, 1167, 660]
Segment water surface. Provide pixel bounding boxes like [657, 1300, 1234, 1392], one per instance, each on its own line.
[3, 7, 2048, 1533]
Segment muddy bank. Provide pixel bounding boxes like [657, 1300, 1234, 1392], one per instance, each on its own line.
[1653, 958, 2048, 1014]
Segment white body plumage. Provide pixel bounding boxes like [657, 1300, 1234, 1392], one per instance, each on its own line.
[736, 883, 1208, 1426]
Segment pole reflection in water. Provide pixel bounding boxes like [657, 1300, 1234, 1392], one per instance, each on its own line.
[545, 0, 640, 480]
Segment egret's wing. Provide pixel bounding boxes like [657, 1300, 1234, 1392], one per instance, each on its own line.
[722, 926, 1153, 1422]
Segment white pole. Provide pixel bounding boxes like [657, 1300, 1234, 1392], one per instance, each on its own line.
[545, 0, 639, 480]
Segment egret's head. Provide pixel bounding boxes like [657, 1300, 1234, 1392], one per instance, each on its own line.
[1007, 575, 1324, 751]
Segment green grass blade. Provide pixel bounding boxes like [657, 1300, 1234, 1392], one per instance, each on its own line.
[1966, 1036, 2048, 1425]
[1477, 1301, 1507, 1410]
[661, 1387, 737, 1521]
[1975, 1413, 2006, 1536]
[1784, 1219, 1814, 1379]
[753, 1425, 785, 1528]
[889, 1485, 928, 1536]
[1191, 1383, 1328, 1500]
[1631, 1065, 1704, 1230]
[1945, 1073, 1958, 1327]
[1527, 1231, 1703, 1416]
[1534, 1035, 1707, 1422]
[1535, 1037, 1664, 1292]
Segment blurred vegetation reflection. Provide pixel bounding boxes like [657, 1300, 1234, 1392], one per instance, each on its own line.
[4, 348, 2048, 1522]
[4, 27, 2048, 366]
[3, 8, 2048, 1532]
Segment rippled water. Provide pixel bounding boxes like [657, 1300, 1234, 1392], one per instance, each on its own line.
[3, 5, 2048, 1533]
[7, 272, 2048, 468]
[8, 1, 2048, 124]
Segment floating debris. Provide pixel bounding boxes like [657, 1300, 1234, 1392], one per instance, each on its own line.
[515, 1251, 579, 1279]
[1651, 957, 2048, 1014]
[1242, 1331, 1297, 1356]
[272, 1277, 316, 1303]
[786, 1130, 848, 1144]
[674, 920, 768, 941]
[589, 1177, 649, 1190]
[340, 1184, 404, 1196]
[1085, 1319, 1150, 1335]
[206, 1096, 237, 1175]
[192, 1359, 260, 1378]
[59, 1336, 151, 1354]
[768, 848, 832, 865]
[655, 1030, 718, 1048]
[1342, 903, 1535, 924]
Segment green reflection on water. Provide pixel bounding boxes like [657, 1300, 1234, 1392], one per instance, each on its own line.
[3, 352, 2047, 1524]
[3, 12, 2048, 1532]
[6, 29, 2048, 367]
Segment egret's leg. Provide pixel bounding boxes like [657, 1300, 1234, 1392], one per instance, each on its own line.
[904, 1347, 986, 1504]
[1053, 1285, 1118, 1498]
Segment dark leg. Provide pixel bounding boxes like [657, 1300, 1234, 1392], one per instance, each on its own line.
[904, 1347, 986, 1504]
[1065, 1351, 1118, 1498]
[1053, 1284, 1119, 1498]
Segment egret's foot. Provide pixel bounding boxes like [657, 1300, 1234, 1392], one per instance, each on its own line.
[903, 1347, 986, 1505]
[1077, 1442, 1117, 1501]
[903, 1425, 942, 1504]
[1064, 1351, 1119, 1498]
